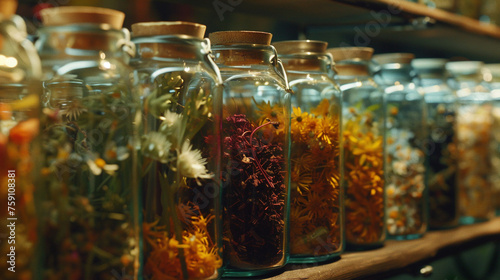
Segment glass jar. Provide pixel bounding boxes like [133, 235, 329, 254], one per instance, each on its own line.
[274, 40, 342, 262]
[0, 1, 41, 279]
[34, 7, 141, 279]
[130, 22, 223, 280]
[412, 59, 459, 229]
[447, 61, 493, 224]
[373, 53, 428, 240]
[328, 47, 385, 249]
[210, 31, 291, 277]
[483, 64, 500, 216]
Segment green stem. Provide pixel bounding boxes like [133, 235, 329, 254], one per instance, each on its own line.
[165, 174, 189, 280]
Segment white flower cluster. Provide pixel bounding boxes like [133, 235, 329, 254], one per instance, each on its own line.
[141, 111, 212, 184]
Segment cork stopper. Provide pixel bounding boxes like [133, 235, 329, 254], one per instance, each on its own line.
[446, 61, 483, 75]
[326, 47, 374, 62]
[132, 21, 206, 39]
[0, 0, 17, 18]
[40, 6, 125, 29]
[373, 53, 415, 65]
[209, 31, 272, 46]
[412, 58, 447, 70]
[273, 40, 327, 55]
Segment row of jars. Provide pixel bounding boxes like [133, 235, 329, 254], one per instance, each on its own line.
[1, 4, 499, 280]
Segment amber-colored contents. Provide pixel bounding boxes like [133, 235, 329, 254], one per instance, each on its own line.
[343, 108, 385, 245]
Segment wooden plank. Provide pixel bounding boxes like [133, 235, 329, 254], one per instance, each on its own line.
[336, 0, 500, 39]
[264, 217, 500, 280]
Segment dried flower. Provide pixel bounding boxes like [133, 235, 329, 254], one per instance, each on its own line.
[288, 101, 342, 256]
[141, 132, 172, 163]
[87, 157, 119, 176]
[343, 109, 385, 245]
[177, 140, 213, 185]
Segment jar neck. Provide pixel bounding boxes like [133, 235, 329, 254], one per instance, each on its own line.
[36, 24, 130, 59]
[448, 72, 484, 89]
[416, 70, 446, 87]
[334, 60, 371, 84]
[133, 35, 208, 62]
[374, 63, 416, 86]
[211, 44, 275, 69]
[278, 53, 330, 73]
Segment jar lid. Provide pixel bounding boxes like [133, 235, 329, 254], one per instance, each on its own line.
[209, 31, 272, 46]
[446, 61, 483, 75]
[132, 21, 206, 39]
[373, 53, 415, 65]
[273, 40, 328, 55]
[0, 0, 17, 18]
[326, 47, 374, 61]
[40, 6, 125, 29]
[412, 58, 448, 70]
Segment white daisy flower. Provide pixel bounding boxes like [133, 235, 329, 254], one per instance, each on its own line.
[177, 140, 213, 185]
[159, 111, 182, 135]
[87, 157, 119, 176]
[141, 132, 172, 163]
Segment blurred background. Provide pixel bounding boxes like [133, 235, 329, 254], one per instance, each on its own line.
[14, 0, 500, 62]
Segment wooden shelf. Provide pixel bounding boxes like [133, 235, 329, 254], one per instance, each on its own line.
[262, 217, 500, 280]
[337, 0, 500, 39]
[158, 0, 500, 61]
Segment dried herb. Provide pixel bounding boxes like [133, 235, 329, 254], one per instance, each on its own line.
[0, 96, 39, 279]
[457, 105, 493, 220]
[37, 81, 138, 280]
[343, 107, 385, 245]
[288, 101, 342, 256]
[386, 128, 426, 236]
[139, 72, 221, 280]
[222, 114, 286, 267]
[427, 104, 458, 228]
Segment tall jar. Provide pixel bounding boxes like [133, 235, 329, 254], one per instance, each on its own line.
[483, 64, 500, 216]
[413, 59, 459, 229]
[274, 40, 342, 263]
[373, 53, 428, 240]
[209, 31, 291, 277]
[446, 61, 493, 224]
[34, 7, 141, 279]
[130, 22, 223, 280]
[328, 47, 385, 249]
[0, 1, 41, 279]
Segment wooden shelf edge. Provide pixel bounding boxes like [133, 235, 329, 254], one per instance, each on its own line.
[264, 217, 500, 280]
[334, 0, 500, 39]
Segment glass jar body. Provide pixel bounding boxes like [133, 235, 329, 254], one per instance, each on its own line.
[214, 46, 291, 277]
[131, 37, 223, 280]
[34, 25, 141, 279]
[338, 73, 386, 249]
[285, 65, 343, 263]
[421, 77, 459, 229]
[0, 15, 41, 280]
[453, 82, 494, 224]
[485, 80, 500, 216]
[376, 66, 428, 240]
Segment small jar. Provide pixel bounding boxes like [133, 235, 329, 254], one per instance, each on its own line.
[413, 59, 459, 229]
[373, 53, 428, 240]
[328, 47, 385, 249]
[0, 1, 41, 278]
[210, 31, 291, 277]
[483, 64, 500, 216]
[447, 61, 494, 224]
[34, 7, 141, 279]
[131, 22, 223, 280]
[274, 40, 342, 262]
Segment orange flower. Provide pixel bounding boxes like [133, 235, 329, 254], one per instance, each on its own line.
[144, 212, 221, 280]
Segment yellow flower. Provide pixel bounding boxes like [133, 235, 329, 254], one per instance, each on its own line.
[311, 99, 331, 117]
